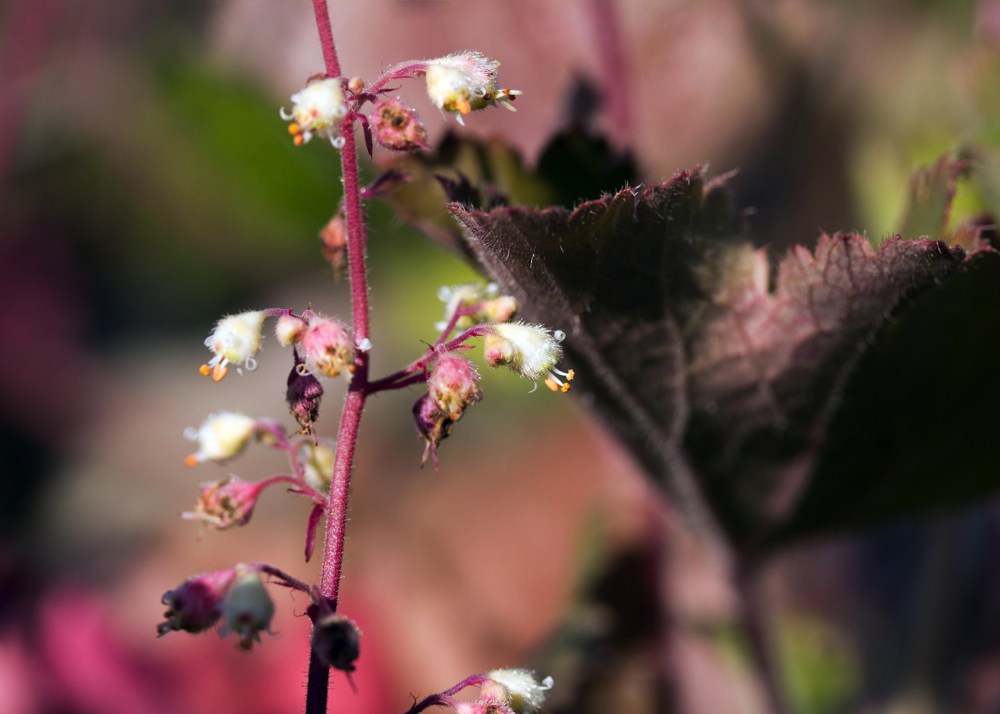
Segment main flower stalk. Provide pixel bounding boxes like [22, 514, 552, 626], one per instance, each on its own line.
[307, 2, 368, 712]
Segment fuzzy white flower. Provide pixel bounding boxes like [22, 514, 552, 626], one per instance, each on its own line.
[184, 411, 257, 466]
[483, 668, 553, 713]
[483, 322, 574, 392]
[424, 52, 521, 125]
[281, 77, 349, 147]
[200, 311, 265, 382]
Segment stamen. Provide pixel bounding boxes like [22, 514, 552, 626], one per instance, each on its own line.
[287, 122, 302, 136]
[211, 363, 228, 382]
[455, 97, 472, 115]
[184, 453, 200, 467]
[199, 364, 212, 376]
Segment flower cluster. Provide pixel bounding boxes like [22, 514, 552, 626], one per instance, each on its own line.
[158, 565, 275, 650]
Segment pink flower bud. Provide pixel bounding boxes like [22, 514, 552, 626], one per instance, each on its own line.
[299, 314, 355, 380]
[428, 353, 481, 421]
[311, 613, 361, 672]
[182, 476, 265, 530]
[157, 568, 237, 637]
[371, 97, 429, 152]
[219, 566, 275, 650]
[319, 213, 348, 278]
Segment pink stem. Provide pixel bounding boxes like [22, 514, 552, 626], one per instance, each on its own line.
[306, 4, 371, 712]
[311, 0, 341, 78]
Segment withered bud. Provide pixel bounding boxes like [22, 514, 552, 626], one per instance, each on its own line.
[371, 98, 429, 152]
[311, 613, 361, 672]
[287, 354, 324, 431]
[413, 393, 453, 469]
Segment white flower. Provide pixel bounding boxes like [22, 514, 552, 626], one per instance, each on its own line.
[281, 77, 348, 147]
[483, 322, 574, 392]
[424, 52, 521, 125]
[484, 669, 553, 713]
[200, 311, 265, 382]
[184, 411, 257, 466]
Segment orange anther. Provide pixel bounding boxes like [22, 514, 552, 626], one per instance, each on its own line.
[293, 135, 305, 146]
[212, 363, 228, 382]
[455, 97, 472, 115]
[544, 377, 559, 392]
[199, 364, 211, 376]
[561, 382, 571, 393]
[184, 454, 200, 467]
[287, 122, 301, 136]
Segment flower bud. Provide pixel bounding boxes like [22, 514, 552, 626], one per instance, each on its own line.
[182, 476, 264, 529]
[477, 295, 519, 324]
[281, 77, 348, 146]
[482, 669, 553, 714]
[371, 97, 429, 151]
[300, 440, 335, 495]
[184, 411, 258, 466]
[424, 52, 521, 125]
[287, 355, 324, 431]
[299, 314, 355, 380]
[219, 566, 275, 650]
[428, 353, 481, 421]
[483, 323, 574, 392]
[311, 613, 361, 672]
[275, 314, 307, 347]
[157, 568, 237, 637]
[200, 311, 266, 382]
[319, 213, 348, 279]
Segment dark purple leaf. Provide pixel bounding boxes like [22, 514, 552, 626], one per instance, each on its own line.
[450, 168, 995, 550]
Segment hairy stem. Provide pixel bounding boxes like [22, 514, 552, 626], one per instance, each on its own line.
[311, 0, 341, 78]
[305, 2, 371, 712]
